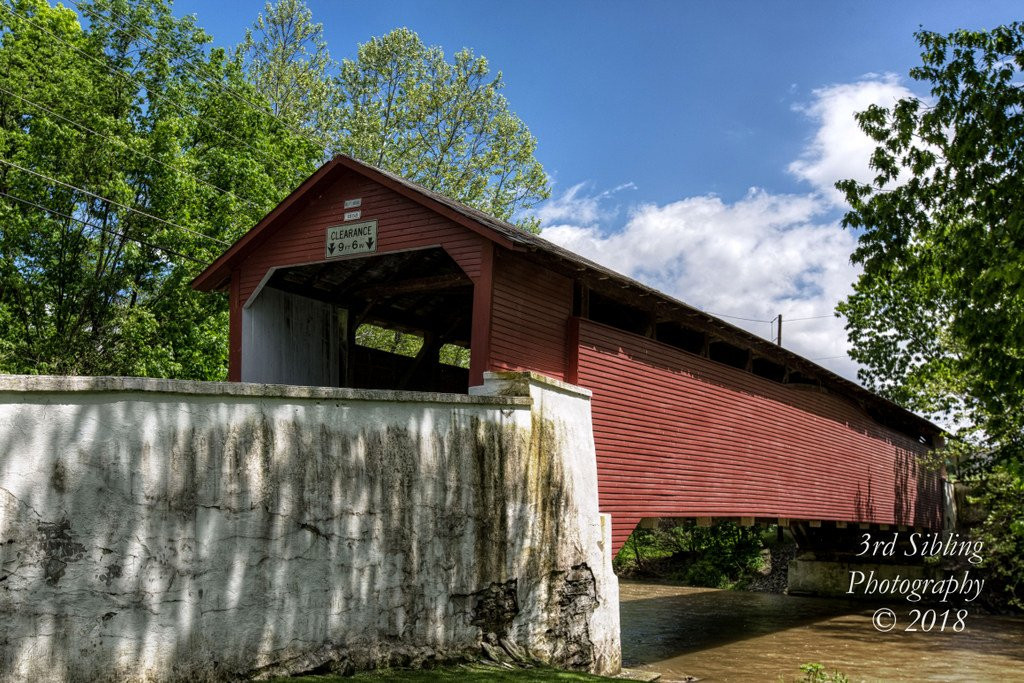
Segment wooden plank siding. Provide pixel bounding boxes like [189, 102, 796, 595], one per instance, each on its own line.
[235, 169, 487, 306]
[211, 158, 944, 556]
[571, 318, 942, 553]
[230, 168, 488, 381]
[487, 251, 573, 380]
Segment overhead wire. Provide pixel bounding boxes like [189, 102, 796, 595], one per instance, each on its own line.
[786, 314, 837, 322]
[63, 0, 332, 150]
[0, 157, 230, 246]
[705, 311, 842, 324]
[0, 2, 311, 181]
[704, 311, 773, 323]
[0, 84, 263, 211]
[0, 0, 344, 274]
[0, 189, 206, 265]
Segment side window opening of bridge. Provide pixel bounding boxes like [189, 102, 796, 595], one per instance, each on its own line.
[574, 284, 820, 387]
[354, 324, 470, 369]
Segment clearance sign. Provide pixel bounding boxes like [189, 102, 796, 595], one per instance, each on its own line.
[325, 220, 377, 259]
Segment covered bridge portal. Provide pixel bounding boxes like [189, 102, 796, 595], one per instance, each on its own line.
[193, 155, 944, 553]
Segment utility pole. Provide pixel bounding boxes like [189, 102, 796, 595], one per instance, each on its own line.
[775, 313, 782, 346]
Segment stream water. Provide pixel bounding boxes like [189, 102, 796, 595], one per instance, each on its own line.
[619, 581, 1024, 682]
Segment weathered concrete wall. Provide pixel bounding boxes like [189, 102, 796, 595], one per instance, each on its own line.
[0, 372, 619, 681]
[788, 559, 941, 598]
[242, 285, 339, 386]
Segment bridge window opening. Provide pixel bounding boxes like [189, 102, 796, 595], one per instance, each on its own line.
[709, 341, 749, 370]
[654, 322, 705, 354]
[439, 343, 470, 368]
[752, 357, 786, 382]
[355, 324, 424, 358]
[573, 277, 836, 392]
[784, 371, 817, 386]
[248, 247, 474, 393]
[587, 290, 652, 336]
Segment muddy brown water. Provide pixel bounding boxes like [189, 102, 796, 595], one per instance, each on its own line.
[619, 581, 1024, 682]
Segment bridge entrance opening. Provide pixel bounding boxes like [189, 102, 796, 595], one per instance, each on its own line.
[241, 247, 474, 393]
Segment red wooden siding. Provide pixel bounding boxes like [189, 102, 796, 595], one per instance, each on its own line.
[213, 159, 944, 555]
[572, 318, 942, 553]
[487, 251, 573, 380]
[236, 169, 487, 305]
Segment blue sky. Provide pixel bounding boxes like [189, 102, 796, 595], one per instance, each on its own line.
[172, 0, 1022, 381]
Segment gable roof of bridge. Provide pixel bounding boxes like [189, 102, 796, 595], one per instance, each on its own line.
[191, 154, 942, 441]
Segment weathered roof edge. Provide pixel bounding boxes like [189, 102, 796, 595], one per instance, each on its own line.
[190, 154, 943, 439]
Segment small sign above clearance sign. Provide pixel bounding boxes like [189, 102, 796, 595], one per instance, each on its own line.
[325, 198, 377, 259]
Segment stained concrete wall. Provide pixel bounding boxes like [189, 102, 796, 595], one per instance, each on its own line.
[788, 560, 941, 598]
[0, 372, 619, 681]
[242, 285, 339, 386]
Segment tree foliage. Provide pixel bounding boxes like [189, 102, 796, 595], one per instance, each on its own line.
[0, 0, 320, 378]
[0, 0, 549, 380]
[836, 23, 1024, 460]
[837, 23, 1024, 612]
[335, 27, 549, 231]
[614, 521, 766, 588]
[240, 5, 550, 231]
[970, 466, 1024, 611]
[238, 0, 339, 139]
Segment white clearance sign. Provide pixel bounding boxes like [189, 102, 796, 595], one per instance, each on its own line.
[325, 220, 377, 259]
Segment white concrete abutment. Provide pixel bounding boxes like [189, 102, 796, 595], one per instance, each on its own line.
[0, 372, 620, 681]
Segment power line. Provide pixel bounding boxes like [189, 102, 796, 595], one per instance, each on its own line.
[787, 314, 838, 322]
[0, 157, 229, 246]
[0, 189, 205, 265]
[0, 84, 263, 210]
[704, 310, 842, 324]
[65, 0, 331, 151]
[705, 311, 773, 323]
[0, 3, 309, 180]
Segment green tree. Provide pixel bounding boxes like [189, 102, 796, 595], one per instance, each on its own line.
[0, 0, 320, 378]
[238, 0, 339, 141]
[969, 466, 1024, 611]
[836, 23, 1024, 459]
[336, 27, 549, 231]
[837, 23, 1024, 611]
[236, 7, 549, 362]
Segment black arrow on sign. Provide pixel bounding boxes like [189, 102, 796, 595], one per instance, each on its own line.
[366, 237, 374, 249]
[328, 243, 335, 254]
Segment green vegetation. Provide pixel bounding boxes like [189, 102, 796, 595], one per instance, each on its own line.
[239, 0, 340, 135]
[797, 662, 850, 683]
[335, 27, 549, 231]
[241, 3, 550, 229]
[614, 521, 770, 589]
[270, 663, 614, 682]
[837, 22, 1024, 612]
[354, 323, 470, 368]
[968, 467, 1024, 611]
[0, 0, 547, 380]
[0, 0, 317, 378]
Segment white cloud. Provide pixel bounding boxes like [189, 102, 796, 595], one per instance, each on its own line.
[531, 181, 636, 226]
[541, 190, 861, 379]
[788, 73, 916, 205]
[530, 75, 930, 382]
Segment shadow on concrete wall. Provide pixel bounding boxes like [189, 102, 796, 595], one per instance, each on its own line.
[0, 379, 614, 681]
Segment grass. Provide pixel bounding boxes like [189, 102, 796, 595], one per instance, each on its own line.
[270, 663, 616, 682]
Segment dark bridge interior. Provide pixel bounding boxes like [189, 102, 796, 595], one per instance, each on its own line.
[267, 247, 473, 393]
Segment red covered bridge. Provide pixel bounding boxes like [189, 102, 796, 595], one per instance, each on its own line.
[192, 155, 944, 553]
